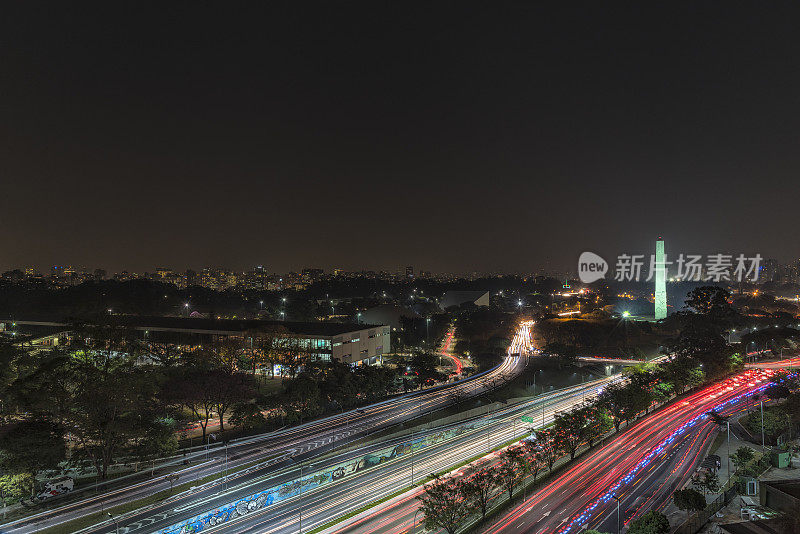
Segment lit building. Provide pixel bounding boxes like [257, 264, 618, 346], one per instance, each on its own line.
[4, 317, 392, 367]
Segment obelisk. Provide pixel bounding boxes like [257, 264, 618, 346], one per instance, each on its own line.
[655, 236, 667, 320]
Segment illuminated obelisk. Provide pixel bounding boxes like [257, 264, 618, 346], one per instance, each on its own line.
[654, 236, 667, 320]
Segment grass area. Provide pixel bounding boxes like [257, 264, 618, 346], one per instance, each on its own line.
[254, 375, 285, 396]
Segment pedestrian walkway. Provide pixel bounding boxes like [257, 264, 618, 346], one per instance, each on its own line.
[663, 417, 769, 530]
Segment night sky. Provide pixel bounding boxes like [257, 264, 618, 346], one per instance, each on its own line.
[2, 3, 799, 275]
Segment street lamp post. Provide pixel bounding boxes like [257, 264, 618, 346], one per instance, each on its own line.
[761, 398, 766, 450]
[107, 513, 119, 534]
[299, 462, 303, 534]
[613, 494, 621, 534]
[413, 508, 422, 533]
[726, 421, 732, 484]
[487, 404, 491, 452]
[410, 427, 415, 485]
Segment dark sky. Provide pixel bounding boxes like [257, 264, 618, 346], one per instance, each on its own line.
[2, 3, 799, 275]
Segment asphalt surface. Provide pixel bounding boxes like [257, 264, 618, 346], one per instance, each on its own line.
[1, 325, 527, 534]
[215, 376, 620, 534]
[482, 369, 775, 534]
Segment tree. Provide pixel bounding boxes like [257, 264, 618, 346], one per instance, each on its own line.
[745, 408, 790, 443]
[461, 468, 497, 521]
[0, 473, 33, 505]
[626, 510, 670, 534]
[409, 353, 446, 389]
[538, 429, 563, 471]
[417, 476, 471, 534]
[229, 402, 267, 431]
[598, 382, 650, 432]
[731, 446, 755, 473]
[209, 371, 256, 432]
[583, 406, 613, 447]
[673, 488, 706, 519]
[692, 470, 720, 495]
[554, 409, 586, 460]
[162, 368, 219, 441]
[0, 421, 65, 494]
[685, 286, 734, 321]
[496, 449, 524, 502]
[521, 440, 545, 483]
[660, 356, 703, 394]
[282, 374, 321, 423]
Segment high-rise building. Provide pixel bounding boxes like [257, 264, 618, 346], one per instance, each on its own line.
[405, 266, 414, 279]
[654, 237, 667, 320]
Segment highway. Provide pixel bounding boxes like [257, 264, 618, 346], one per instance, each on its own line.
[320, 369, 773, 534]
[482, 369, 775, 534]
[193, 375, 618, 533]
[1, 323, 528, 534]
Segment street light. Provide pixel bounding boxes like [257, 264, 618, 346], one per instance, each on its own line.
[612, 494, 621, 534]
[413, 508, 422, 533]
[107, 512, 119, 534]
[760, 397, 766, 450]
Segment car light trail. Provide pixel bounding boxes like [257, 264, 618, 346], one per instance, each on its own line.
[484, 369, 777, 534]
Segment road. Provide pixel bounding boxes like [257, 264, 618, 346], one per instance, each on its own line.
[747, 355, 800, 369]
[482, 368, 775, 534]
[438, 328, 462, 376]
[1, 323, 528, 534]
[199, 375, 618, 534]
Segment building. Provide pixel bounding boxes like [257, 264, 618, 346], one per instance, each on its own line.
[1, 316, 391, 367]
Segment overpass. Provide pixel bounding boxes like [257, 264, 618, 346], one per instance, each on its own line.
[576, 356, 643, 365]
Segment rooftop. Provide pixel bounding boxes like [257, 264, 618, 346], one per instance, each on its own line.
[3, 316, 382, 338]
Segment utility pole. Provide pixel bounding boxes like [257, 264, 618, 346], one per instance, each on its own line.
[299, 462, 303, 534]
[487, 404, 491, 452]
[727, 421, 732, 484]
[107, 513, 119, 534]
[411, 427, 415, 485]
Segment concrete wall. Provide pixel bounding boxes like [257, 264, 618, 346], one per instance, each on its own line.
[332, 326, 391, 365]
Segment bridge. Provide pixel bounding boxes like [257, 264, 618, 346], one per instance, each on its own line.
[576, 356, 643, 365]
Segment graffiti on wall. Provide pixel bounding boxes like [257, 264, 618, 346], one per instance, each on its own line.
[158, 420, 481, 533]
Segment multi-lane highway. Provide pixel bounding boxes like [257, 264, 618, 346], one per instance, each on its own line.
[2, 323, 528, 534]
[320, 369, 774, 534]
[199, 375, 618, 533]
[483, 369, 775, 534]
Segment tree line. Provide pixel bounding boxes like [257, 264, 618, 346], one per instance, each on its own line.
[0, 324, 415, 504]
